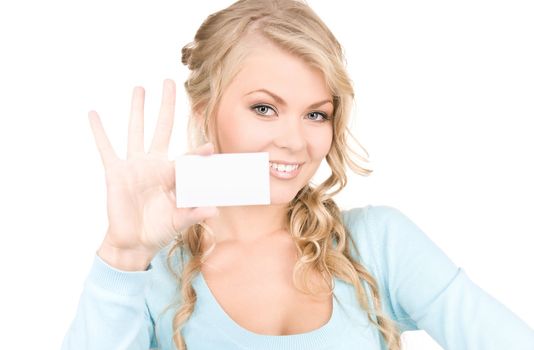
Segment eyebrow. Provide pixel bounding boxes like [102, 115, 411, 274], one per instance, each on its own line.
[245, 89, 333, 109]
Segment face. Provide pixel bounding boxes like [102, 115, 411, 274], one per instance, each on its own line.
[211, 39, 334, 204]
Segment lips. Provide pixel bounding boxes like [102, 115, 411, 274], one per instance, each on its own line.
[269, 161, 302, 179]
[269, 159, 304, 165]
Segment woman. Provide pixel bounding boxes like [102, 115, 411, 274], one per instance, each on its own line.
[61, 0, 534, 349]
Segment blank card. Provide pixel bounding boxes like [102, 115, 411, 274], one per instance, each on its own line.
[175, 152, 271, 207]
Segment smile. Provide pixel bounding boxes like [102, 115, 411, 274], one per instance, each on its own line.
[269, 161, 302, 179]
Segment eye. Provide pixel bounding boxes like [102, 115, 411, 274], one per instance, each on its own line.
[251, 104, 277, 117]
[251, 104, 331, 122]
[307, 111, 330, 122]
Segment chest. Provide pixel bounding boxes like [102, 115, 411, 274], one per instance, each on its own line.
[199, 239, 333, 336]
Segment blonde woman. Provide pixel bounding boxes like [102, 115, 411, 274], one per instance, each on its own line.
[61, 0, 534, 349]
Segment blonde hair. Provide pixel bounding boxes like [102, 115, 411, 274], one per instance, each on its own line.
[167, 0, 403, 349]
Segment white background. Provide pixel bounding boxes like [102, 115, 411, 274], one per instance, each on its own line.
[0, 0, 533, 349]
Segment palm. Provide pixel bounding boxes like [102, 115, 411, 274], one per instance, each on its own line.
[88, 79, 217, 256]
[104, 156, 177, 250]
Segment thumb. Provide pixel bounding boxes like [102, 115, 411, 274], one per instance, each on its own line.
[190, 206, 219, 221]
[172, 206, 219, 232]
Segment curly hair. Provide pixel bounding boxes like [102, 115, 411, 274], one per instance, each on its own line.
[166, 1, 403, 349]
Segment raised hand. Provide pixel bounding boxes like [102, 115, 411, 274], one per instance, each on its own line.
[88, 79, 218, 271]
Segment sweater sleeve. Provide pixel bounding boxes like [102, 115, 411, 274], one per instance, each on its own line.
[366, 205, 534, 350]
[61, 254, 156, 350]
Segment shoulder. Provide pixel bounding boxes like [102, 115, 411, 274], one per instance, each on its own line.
[341, 204, 435, 254]
[340, 204, 458, 290]
[338, 204, 410, 286]
[341, 204, 415, 233]
[340, 204, 418, 255]
[339, 205, 423, 327]
[340, 205, 458, 329]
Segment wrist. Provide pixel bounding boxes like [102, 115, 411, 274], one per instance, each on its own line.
[97, 240, 155, 271]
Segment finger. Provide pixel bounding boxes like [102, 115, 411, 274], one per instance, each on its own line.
[168, 142, 214, 189]
[148, 79, 176, 156]
[127, 86, 145, 159]
[88, 111, 119, 167]
[168, 143, 214, 186]
[172, 206, 219, 232]
[190, 206, 219, 221]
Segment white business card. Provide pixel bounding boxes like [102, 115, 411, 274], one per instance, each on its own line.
[175, 152, 271, 207]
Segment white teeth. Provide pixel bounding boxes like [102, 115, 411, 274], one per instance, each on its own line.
[270, 162, 299, 172]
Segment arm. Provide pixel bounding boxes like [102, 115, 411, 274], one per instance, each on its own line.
[61, 254, 156, 350]
[366, 205, 534, 349]
[64, 80, 218, 349]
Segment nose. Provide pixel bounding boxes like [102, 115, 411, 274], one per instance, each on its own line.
[272, 115, 307, 151]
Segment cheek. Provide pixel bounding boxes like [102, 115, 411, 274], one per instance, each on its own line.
[216, 109, 268, 151]
[308, 127, 333, 159]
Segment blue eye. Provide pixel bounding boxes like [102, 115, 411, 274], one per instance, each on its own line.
[251, 104, 331, 122]
[307, 111, 330, 122]
[251, 104, 276, 116]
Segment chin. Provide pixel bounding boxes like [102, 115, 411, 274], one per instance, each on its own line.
[270, 191, 299, 205]
[268, 174, 312, 204]
[270, 182, 309, 205]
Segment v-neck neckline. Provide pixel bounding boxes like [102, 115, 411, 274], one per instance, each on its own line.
[192, 271, 348, 349]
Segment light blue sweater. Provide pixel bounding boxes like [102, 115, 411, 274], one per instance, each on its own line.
[61, 205, 534, 349]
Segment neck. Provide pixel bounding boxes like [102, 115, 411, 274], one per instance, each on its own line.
[202, 203, 289, 246]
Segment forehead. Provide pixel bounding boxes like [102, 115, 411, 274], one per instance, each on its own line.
[225, 38, 331, 102]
